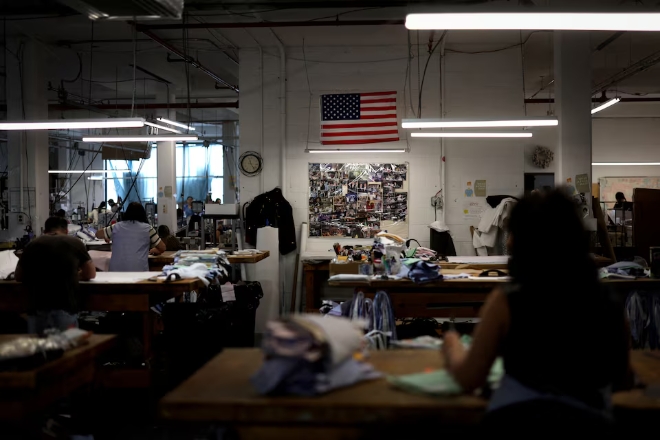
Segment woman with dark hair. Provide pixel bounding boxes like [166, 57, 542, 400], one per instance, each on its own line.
[442, 190, 631, 433]
[95, 202, 165, 271]
[89, 201, 107, 225]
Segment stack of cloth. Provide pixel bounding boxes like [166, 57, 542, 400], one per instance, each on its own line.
[161, 250, 231, 284]
[599, 260, 648, 279]
[252, 314, 382, 396]
[397, 259, 442, 283]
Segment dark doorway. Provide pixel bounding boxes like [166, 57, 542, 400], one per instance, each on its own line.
[524, 173, 555, 195]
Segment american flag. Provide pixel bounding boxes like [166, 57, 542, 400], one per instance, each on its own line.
[320, 91, 399, 145]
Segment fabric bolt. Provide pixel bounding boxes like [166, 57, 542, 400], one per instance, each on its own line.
[295, 314, 363, 367]
[103, 221, 161, 272]
[251, 356, 320, 396]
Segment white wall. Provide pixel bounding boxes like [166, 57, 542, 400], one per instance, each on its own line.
[239, 33, 660, 295]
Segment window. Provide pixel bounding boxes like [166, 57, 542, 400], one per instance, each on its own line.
[105, 144, 224, 206]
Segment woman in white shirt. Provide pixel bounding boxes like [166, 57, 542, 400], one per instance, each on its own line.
[89, 201, 107, 226]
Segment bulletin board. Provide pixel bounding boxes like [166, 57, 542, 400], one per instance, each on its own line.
[599, 176, 660, 207]
[308, 163, 409, 238]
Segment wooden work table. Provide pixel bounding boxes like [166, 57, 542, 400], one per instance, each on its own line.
[324, 276, 660, 318]
[160, 348, 660, 439]
[0, 334, 116, 421]
[0, 273, 206, 385]
[148, 251, 270, 271]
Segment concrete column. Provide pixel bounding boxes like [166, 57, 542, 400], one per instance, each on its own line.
[156, 94, 177, 232]
[222, 121, 237, 204]
[554, 31, 592, 187]
[4, 40, 49, 236]
[554, 31, 595, 230]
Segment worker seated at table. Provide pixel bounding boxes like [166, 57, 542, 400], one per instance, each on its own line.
[96, 202, 165, 271]
[15, 216, 96, 334]
[442, 189, 632, 433]
[151, 225, 183, 253]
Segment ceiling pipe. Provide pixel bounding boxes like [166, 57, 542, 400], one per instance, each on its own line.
[592, 48, 660, 95]
[137, 28, 239, 93]
[525, 97, 660, 104]
[135, 20, 405, 31]
[47, 102, 239, 111]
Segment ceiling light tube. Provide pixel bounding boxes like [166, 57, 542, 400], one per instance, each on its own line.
[406, 13, 660, 31]
[305, 149, 407, 153]
[591, 98, 621, 115]
[144, 121, 182, 134]
[411, 132, 532, 138]
[156, 118, 195, 131]
[87, 176, 105, 180]
[402, 118, 558, 129]
[49, 169, 130, 174]
[0, 118, 145, 130]
[82, 135, 198, 142]
[592, 162, 660, 166]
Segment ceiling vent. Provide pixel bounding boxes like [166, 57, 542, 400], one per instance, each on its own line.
[58, 0, 184, 20]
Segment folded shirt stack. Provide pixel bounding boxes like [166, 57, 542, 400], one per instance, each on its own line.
[252, 314, 382, 396]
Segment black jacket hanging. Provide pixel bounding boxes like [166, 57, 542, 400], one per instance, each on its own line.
[245, 188, 297, 255]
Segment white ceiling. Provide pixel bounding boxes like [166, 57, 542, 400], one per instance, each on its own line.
[3, 0, 660, 125]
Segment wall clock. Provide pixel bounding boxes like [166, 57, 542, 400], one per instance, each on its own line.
[239, 151, 263, 177]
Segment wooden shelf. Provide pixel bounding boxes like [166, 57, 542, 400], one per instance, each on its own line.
[227, 251, 270, 264]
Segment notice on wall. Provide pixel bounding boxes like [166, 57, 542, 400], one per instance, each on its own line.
[575, 174, 590, 193]
[464, 181, 474, 197]
[474, 180, 487, 197]
[463, 200, 485, 220]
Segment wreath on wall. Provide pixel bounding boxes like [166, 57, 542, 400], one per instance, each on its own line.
[532, 146, 554, 169]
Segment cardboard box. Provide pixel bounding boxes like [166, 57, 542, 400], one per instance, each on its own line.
[329, 262, 364, 276]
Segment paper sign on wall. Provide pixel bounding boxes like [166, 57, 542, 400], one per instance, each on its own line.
[464, 181, 474, 197]
[463, 200, 485, 220]
[575, 174, 590, 193]
[474, 180, 487, 197]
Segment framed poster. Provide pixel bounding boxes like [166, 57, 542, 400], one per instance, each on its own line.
[308, 163, 409, 238]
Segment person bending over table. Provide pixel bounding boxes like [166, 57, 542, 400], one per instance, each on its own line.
[15, 216, 97, 333]
[152, 224, 183, 253]
[96, 202, 165, 271]
[442, 190, 632, 432]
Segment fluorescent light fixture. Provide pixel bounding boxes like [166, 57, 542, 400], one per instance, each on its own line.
[49, 169, 130, 174]
[0, 118, 145, 130]
[591, 98, 621, 115]
[306, 149, 406, 153]
[405, 13, 660, 31]
[144, 121, 181, 134]
[87, 176, 104, 181]
[156, 118, 195, 131]
[82, 135, 198, 142]
[593, 162, 660, 166]
[411, 132, 532, 138]
[402, 118, 558, 129]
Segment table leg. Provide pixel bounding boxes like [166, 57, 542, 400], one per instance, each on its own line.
[304, 268, 316, 313]
[142, 311, 153, 364]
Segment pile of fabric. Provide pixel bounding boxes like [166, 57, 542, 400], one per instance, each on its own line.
[252, 314, 381, 396]
[472, 197, 517, 256]
[161, 250, 231, 285]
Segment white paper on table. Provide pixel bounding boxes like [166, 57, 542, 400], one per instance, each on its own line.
[84, 272, 155, 283]
[221, 282, 236, 301]
[447, 256, 509, 264]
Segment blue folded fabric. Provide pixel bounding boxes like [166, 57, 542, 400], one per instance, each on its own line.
[407, 261, 442, 283]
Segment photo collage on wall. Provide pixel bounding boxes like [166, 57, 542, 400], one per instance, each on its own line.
[308, 163, 409, 238]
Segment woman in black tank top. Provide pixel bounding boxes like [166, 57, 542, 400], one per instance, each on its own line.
[442, 189, 632, 432]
